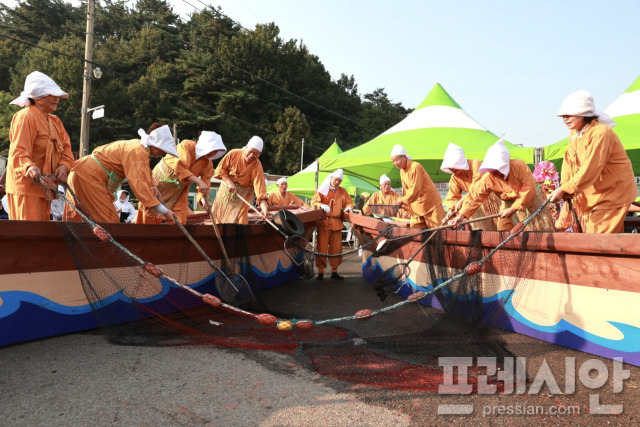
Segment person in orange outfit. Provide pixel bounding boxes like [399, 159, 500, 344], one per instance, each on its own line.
[311, 169, 354, 280]
[211, 136, 269, 224]
[391, 145, 444, 228]
[440, 142, 482, 215]
[549, 90, 637, 233]
[268, 177, 311, 208]
[65, 123, 179, 223]
[5, 71, 75, 220]
[362, 174, 404, 218]
[450, 139, 537, 231]
[136, 130, 227, 224]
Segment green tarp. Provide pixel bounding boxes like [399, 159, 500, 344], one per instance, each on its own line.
[320, 83, 534, 187]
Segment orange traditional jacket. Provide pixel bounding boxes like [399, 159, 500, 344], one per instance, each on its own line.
[214, 149, 267, 201]
[6, 105, 74, 197]
[444, 159, 482, 211]
[162, 139, 214, 205]
[89, 140, 160, 209]
[460, 159, 536, 219]
[560, 121, 637, 213]
[361, 190, 401, 216]
[399, 159, 442, 217]
[311, 187, 354, 231]
[268, 190, 310, 208]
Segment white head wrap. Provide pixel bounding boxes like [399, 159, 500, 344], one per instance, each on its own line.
[10, 71, 69, 107]
[479, 139, 511, 178]
[245, 136, 263, 152]
[318, 169, 344, 196]
[556, 90, 616, 127]
[379, 174, 391, 185]
[390, 144, 412, 159]
[138, 125, 179, 157]
[196, 131, 227, 160]
[440, 143, 469, 174]
[1, 195, 8, 214]
[276, 177, 287, 185]
[116, 190, 130, 202]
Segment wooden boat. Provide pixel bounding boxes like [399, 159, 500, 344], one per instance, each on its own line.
[348, 213, 640, 367]
[0, 206, 322, 347]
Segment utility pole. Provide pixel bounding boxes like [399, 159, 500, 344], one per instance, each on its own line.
[300, 138, 304, 171]
[78, 0, 95, 158]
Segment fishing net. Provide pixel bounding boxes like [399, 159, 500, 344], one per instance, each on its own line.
[43, 175, 553, 393]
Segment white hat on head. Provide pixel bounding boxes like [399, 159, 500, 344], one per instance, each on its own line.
[440, 143, 469, 174]
[556, 90, 616, 127]
[379, 174, 391, 185]
[479, 139, 510, 178]
[390, 144, 410, 158]
[277, 177, 287, 185]
[10, 71, 69, 107]
[138, 125, 179, 157]
[318, 169, 344, 196]
[246, 136, 263, 152]
[196, 131, 227, 160]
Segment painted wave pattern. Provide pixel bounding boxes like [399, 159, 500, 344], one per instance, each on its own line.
[362, 256, 640, 364]
[0, 260, 299, 346]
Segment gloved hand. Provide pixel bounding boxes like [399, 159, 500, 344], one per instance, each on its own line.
[344, 207, 353, 213]
[320, 204, 331, 213]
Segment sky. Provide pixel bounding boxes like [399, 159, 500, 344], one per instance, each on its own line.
[6, 0, 640, 147]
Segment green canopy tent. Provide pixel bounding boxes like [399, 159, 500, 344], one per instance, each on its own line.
[267, 142, 378, 200]
[543, 74, 640, 175]
[319, 83, 533, 187]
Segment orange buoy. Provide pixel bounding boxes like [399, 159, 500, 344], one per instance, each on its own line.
[408, 291, 426, 302]
[295, 320, 314, 330]
[203, 294, 222, 308]
[465, 262, 481, 275]
[93, 225, 111, 242]
[143, 262, 163, 278]
[355, 309, 373, 320]
[256, 313, 277, 326]
[510, 222, 525, 234]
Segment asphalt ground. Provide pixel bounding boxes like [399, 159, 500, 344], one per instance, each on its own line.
[1, 258, 639, 426]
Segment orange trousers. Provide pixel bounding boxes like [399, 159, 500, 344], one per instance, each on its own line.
[315, 227, 343, 273]
[7, 194, 50, 221]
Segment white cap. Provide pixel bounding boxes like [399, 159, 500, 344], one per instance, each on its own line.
[10, 71, 69, 107]
[390, 144, 412, 159]
[440, 143, 469, 174]
[138, 125, 179, 157]
[246, 136, 263, 152]
[379, 174, 391, 185]
[318, 169, 344, 196]
[277, 177, 287, 185]
[196, 131, 226, 160]
[479, 139, 510, 178]
[557, 90, 616, 127]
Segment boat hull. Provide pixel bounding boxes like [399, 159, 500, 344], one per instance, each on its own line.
[349, 213, 640, 367]
[0, 208, 321, 346]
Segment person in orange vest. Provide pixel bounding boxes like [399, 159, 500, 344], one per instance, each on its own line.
[311, 169, 354, 280]
[5, 71, 75, 220]
[268, 177, 310, 208]
[549, 90, 637, 233]
[440, 142, 482, 216]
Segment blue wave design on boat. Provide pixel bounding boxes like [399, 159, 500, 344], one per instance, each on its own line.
[362, 255, 640, 354]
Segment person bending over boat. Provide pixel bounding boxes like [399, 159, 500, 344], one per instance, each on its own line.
[449, 139, 537, 231]
[5, 71, 75, 220]
[391, 145, 444, 228]
[211, 136, 269, 224]
[440, 142, 483, 215]
[361, 173, 405, 218]
[64, 123, 179, 223]
[549, 90, 637, 233]
[311, 169, 354, 280]
[268, 177, 311, 209]
[113, 190, 136, 223]
[136, 131, 227, 224]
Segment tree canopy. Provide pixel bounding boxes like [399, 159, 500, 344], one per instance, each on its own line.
[0, 0, 410, 172]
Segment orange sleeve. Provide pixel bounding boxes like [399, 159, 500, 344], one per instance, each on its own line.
[560, 127, 613, 195]
[122, 147, 160, 208]
[510, 161, 536, 212]
[251, 163, 267, 201]
[8, 110, 38, 175]
[459, 174, 493, 219]
[400, 162, 422, 205]
[51, 116, 75, 172]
